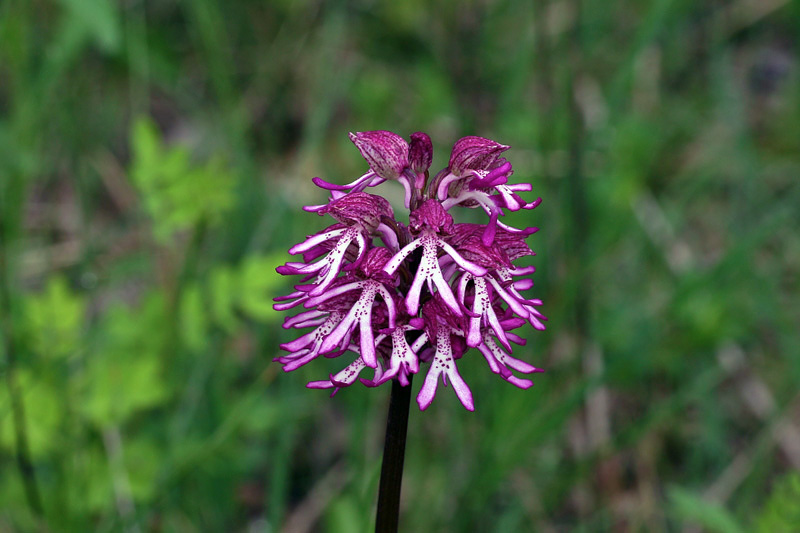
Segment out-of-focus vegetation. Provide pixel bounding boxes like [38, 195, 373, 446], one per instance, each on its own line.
[1, 0, 799, 531]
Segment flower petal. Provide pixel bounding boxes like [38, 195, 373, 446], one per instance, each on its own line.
[349, 130, 409, 180]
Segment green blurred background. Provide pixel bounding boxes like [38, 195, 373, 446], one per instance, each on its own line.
[1, 0, 799, 531]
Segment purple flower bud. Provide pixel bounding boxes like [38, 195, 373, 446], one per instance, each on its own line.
[408, 132, 433, 174]
[349, 130, 409, 180]
[318, 192, 394, 231]
[408, 199, 454, 235]
[449, 136, 510, 176]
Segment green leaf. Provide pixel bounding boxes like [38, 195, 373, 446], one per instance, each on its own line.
[129, 117, 234, 242]
[23, 275, 86, 359]
[77, 438, 161, 513]
[123, 437, 161, 503]
[0, 371, 64, 458]
[668, 486, 744, 533]
[237, 254, 286, 323]
[57, 0, 121, 53]
[80, 295, 171, 427]
[81, 350, 169, 427]
[755, 472, 800, 533]
[209, 265, 239, 333]
[325, 494, 365, 533]
[132, 117, 161, 172]
[180, 283, 209, 352]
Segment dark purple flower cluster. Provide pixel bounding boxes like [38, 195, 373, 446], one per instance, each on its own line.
[274, 131, 546, 411]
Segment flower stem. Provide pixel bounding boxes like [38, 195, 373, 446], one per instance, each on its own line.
[375, 376, 413, 533]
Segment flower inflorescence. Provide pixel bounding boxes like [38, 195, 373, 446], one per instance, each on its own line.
[274, 131, 546, 411]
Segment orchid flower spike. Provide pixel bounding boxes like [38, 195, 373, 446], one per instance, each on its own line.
[274, 131, 546, 411]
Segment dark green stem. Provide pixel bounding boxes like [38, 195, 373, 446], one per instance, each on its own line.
[375, 376, 413, 533]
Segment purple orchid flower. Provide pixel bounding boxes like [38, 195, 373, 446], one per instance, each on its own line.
[415, 296, 474, 411]
[274, 131, 546, 411]
[434, 136, 542, 245]
[383, 200, 487, 316]
[277, 192, 392, 296]
[312, 130, 435, 209]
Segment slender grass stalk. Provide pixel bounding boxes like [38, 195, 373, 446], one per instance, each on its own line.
[375, 376, 413, 533]
[0, 213, 44, 519]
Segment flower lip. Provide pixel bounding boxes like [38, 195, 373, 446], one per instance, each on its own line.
[449, 136, 510, 176]
[349, 130, 409, 180]
[408, 199, 454, 235]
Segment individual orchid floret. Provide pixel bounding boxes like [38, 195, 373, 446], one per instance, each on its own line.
[306, 343, 385, 395]
[416, 297, 473, 411]
[279, 192, 392, 296]
[440, 177, 541, 246]
[275, 310, 348, 372]
[448, 225, 529, 338]
[303, 248, 398, 368]
[458, 273, 508, 348]
[311, 130, 409, 194]
[432, 136, 509, 206]
[475, 316, 545, 389]
[276, 250, 398, 374]
[450, 224, 547, 332]
[313, 130, 432, 209]
[449, 136, 509, 176]
[367, 317, 428, 388]
[277, 224, 366, 297]
[432, 136, 541, 245]
[350, 130, 409, 181]
[383, 200, 487, 316]
[490, 267, 548, 331]
[304, 190, 394, 230]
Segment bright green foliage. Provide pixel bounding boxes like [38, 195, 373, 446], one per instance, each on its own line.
[80, 295, 170, 427]
[130, 117, 234, 242]
[209, 265, 239, 333]
[179, 284, 210, 352]
[23, 276, 86, 360]
[0, 372, 64, 458]
[755, 473, 800, 533]
[668, 487, 744, 533]
[80, 349, 168, 428]
[326, 495, 365, 533]
[180, 253, 285, 349]
[236, 254, 286, 323]
[79, 438, 161, 512]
